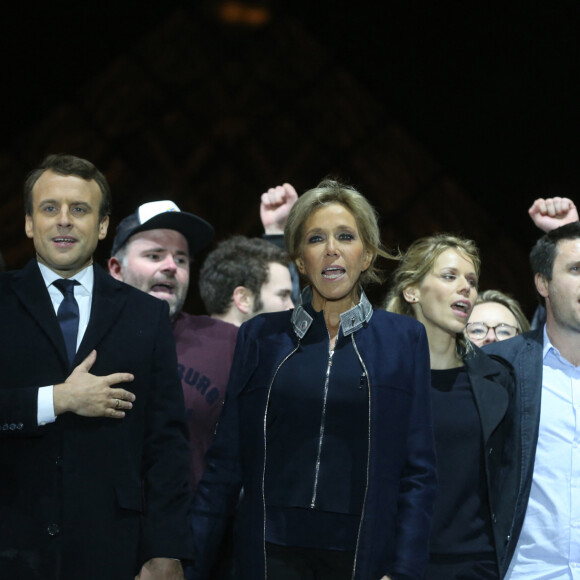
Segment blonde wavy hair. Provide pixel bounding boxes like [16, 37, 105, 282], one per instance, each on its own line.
[384, 234, 481, 360]
[284, 178, 397, 287]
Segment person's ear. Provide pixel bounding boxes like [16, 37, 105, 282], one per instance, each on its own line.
[295, 257, 306, 275]
[98, 216, 109, 240]
[534, 273, 549, 299]
[232, 286, 253, 315]
[361, 249, 373, 272]
[25, 214, 34, 239]
[403, 286, 419, 304]
[108, 257, 124, 281]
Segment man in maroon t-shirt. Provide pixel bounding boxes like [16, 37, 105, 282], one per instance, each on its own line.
[108, 191, 295, 491]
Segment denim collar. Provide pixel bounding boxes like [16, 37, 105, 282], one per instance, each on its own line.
[291, 286, 373, 339]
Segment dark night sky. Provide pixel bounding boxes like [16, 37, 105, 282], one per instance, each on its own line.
[311, 2, 580, 221]
[2, 0, 580, 251]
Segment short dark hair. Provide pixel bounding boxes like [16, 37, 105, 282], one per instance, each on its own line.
[530, 221, 580, 280]
[199, 236, 288, 316]
[24, 153, 111, 221]
[530, 221, 580, 306]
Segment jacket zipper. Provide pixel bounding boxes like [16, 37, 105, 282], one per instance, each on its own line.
[310, 346, 335, 507]
[259, 333, 371, 580]
[350, 334, 371, 580]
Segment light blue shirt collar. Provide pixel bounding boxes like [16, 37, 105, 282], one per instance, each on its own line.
[543, 324, 580, 372]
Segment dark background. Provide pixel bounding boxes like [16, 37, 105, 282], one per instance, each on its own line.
[1, 0, 579, 316]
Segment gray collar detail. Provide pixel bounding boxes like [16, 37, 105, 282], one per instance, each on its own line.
[291, 286, 373, 339]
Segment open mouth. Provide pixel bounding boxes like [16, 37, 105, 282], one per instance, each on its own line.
[151, 283, 175, 295]
[52, 236, 76, 246]
[451, 300, 471, 317]
[322, 266, 346, 280]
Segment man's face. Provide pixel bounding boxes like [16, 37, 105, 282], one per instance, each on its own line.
[537, 238, 580, 335]
[251, 262, 294, 315]
[109, 229, 190, 319]
[25, 170, 108, 278]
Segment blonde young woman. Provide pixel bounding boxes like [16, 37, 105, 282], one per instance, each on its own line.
[189, 180, 437, 580]
[385, 234, 517, 580]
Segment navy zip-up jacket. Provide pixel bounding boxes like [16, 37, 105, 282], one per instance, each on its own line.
[189, 291, 437, 580]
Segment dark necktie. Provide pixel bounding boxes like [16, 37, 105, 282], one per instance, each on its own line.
[54, 278, 80, 364]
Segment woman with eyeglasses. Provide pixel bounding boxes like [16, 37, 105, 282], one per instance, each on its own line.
[385, 234, 518, 579]
[466, 290, 530, 347]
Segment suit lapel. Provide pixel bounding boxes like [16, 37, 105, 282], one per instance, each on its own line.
[467, 348, 510, 444]
[518, 329, 544, 486]
[505, 328, 544, 542]
[76, 264, 127, 363]
[11, 261, 129, 369]
[11, 260, 70, 366]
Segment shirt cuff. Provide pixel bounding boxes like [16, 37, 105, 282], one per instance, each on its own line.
[38, 386, 57, 426]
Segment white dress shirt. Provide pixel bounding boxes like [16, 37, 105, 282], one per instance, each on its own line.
[506, 327, 580, 579]
[37, 263, 94, 426]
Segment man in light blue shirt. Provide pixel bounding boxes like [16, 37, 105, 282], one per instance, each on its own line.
[486, 221, 580, 578]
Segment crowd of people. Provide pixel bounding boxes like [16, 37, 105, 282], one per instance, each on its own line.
[1, 153, 579, 580]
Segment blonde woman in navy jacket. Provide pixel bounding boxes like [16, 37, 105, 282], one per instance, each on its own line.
[188, 179, 437, 580]
[385, 235, 517, 579]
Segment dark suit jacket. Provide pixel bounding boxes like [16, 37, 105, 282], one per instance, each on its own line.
[463, 347, 519, 578]
[0, 260, 192, 580]
[484, 328, 543, 574]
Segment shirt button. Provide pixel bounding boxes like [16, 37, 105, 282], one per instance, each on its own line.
[47, 524, 60, 536]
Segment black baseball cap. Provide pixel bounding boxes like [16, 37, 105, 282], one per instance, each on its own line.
[111, 200, 214, 256]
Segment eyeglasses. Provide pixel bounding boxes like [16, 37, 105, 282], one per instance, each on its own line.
[465, 322, 519, 342]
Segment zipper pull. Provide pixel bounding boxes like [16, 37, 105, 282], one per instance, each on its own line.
[359, 372, 368, 389]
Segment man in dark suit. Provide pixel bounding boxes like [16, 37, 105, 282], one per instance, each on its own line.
[486, 221, 580, 578]
[0, 154, 191, 580]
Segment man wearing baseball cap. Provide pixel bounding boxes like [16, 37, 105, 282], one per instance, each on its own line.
[109, 200, 214, 320]
[109, 195, 294, 579]
[109, 199, 224, 489]
[108, 198, 293, 485]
